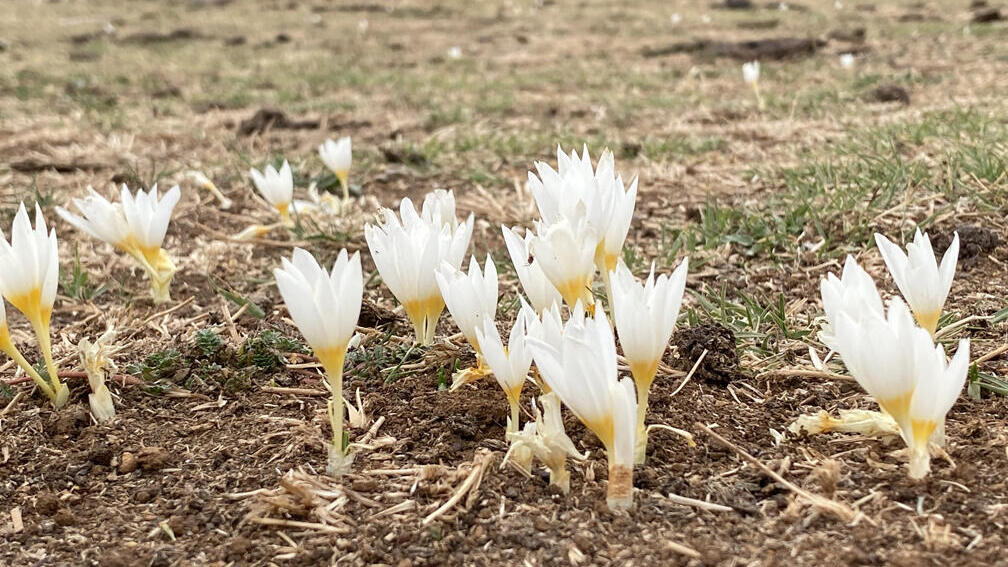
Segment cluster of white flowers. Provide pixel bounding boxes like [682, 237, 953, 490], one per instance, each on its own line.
[6, 130, 971, 522]
[820, 230, 965, 478]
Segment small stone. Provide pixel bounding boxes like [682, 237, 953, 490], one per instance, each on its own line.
[119, 452, 139, 473]
[53, 509, 77, 527]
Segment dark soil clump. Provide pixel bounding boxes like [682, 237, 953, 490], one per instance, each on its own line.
[672, 322, 742, 385]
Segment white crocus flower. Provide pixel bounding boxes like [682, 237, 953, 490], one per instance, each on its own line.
[874, 230, 959, 336]
[0, 204, 68, 408]
[186, 170, 232, 209]
[830, 300, 921, 432]
[742, 60, 760, 84]
[0, 296, 66, 407]
[274, 248, 363, 475]
[609, 258, 688, 463]
[907, 337, 969, 478]
[318, 137, 352, 201]
[419, 188, 458, 229]
[526, 301, 638, 510]
[365, 191, 473, 345]
[742, 60, 763, 109]
[250, 160, 294, 224]
[475, 308, 534, 434]
[818, 255, 885, 349]
[502, 226, 561, 314]
[530, 215, 598, 309]
[839, 53, 855, 70]
[57, 184, 181, 304]
[528, 147, 637, 298]
[504, 392, 587, 494]
[436, 255, 498, 386]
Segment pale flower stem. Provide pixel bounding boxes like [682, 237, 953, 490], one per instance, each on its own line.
[634, 381, 653, 465]
[30, 317, 66, 407]
[549, 465, 571, 495]
[506, 396, 520, 436]
[908, 446, 931, 479]
[150, 277, 172, 304]
[0, 332, 56, 402]
[752, 83, 765, 111]
[278, 206, 293, 227]
[338, 175, 350, 202]
[320, 348, 349, 475]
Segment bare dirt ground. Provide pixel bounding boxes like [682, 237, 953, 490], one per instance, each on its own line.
[1, 1, 1007, 566]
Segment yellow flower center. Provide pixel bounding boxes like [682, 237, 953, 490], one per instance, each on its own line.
[7, 286, 51, 327]
[583, 412, 615, 454]
[555, 276, 593, 310]
[315, 344, 348, 381]
[878, 391, 912, 428]
[911, 418, 937, 447]
[628, 359, 660, 389]
[914, 309, 941, 337]
[402, 295, 446, 345]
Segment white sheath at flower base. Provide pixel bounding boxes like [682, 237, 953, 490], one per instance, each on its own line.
[250, 160, 294, 223]
[365, 191, 473, 345]
[501, 226, 561, 314]
[318, 137, 352, 200]
[274, 248, 362, 475]
[874, 230, 959, 336]
[609, 258, 688, 463]
[57, 184, 181, 304]
[525, 301, 637, 510]
[529, 215, 599, 309]
[527, 146, 637, 296]
[435, 254, 499, 360]
[0, 204, 68, 407]
[818, 255, 885, 349]
[475, 307, 535, 434]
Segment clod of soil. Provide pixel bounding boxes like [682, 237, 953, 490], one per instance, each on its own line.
[869, 84, 910, 105]
[358, 299, 399, 329]
[712, 0, 755, 9]
[120, 28, 203, 45]
[672, 322, 742, 385]
[972, 7, 1004, 22]
[736, 19, 780, 30]
[642, 37, 826, 61]
[34, 493, 61, 516]
[53, 509, 77, 527]
[47, 405, 91, 437]
[828, 27, 866, 43]
[119, 446, 171, 473]
[932, 225, 1000, 268]
[237, 108, 321, 136]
